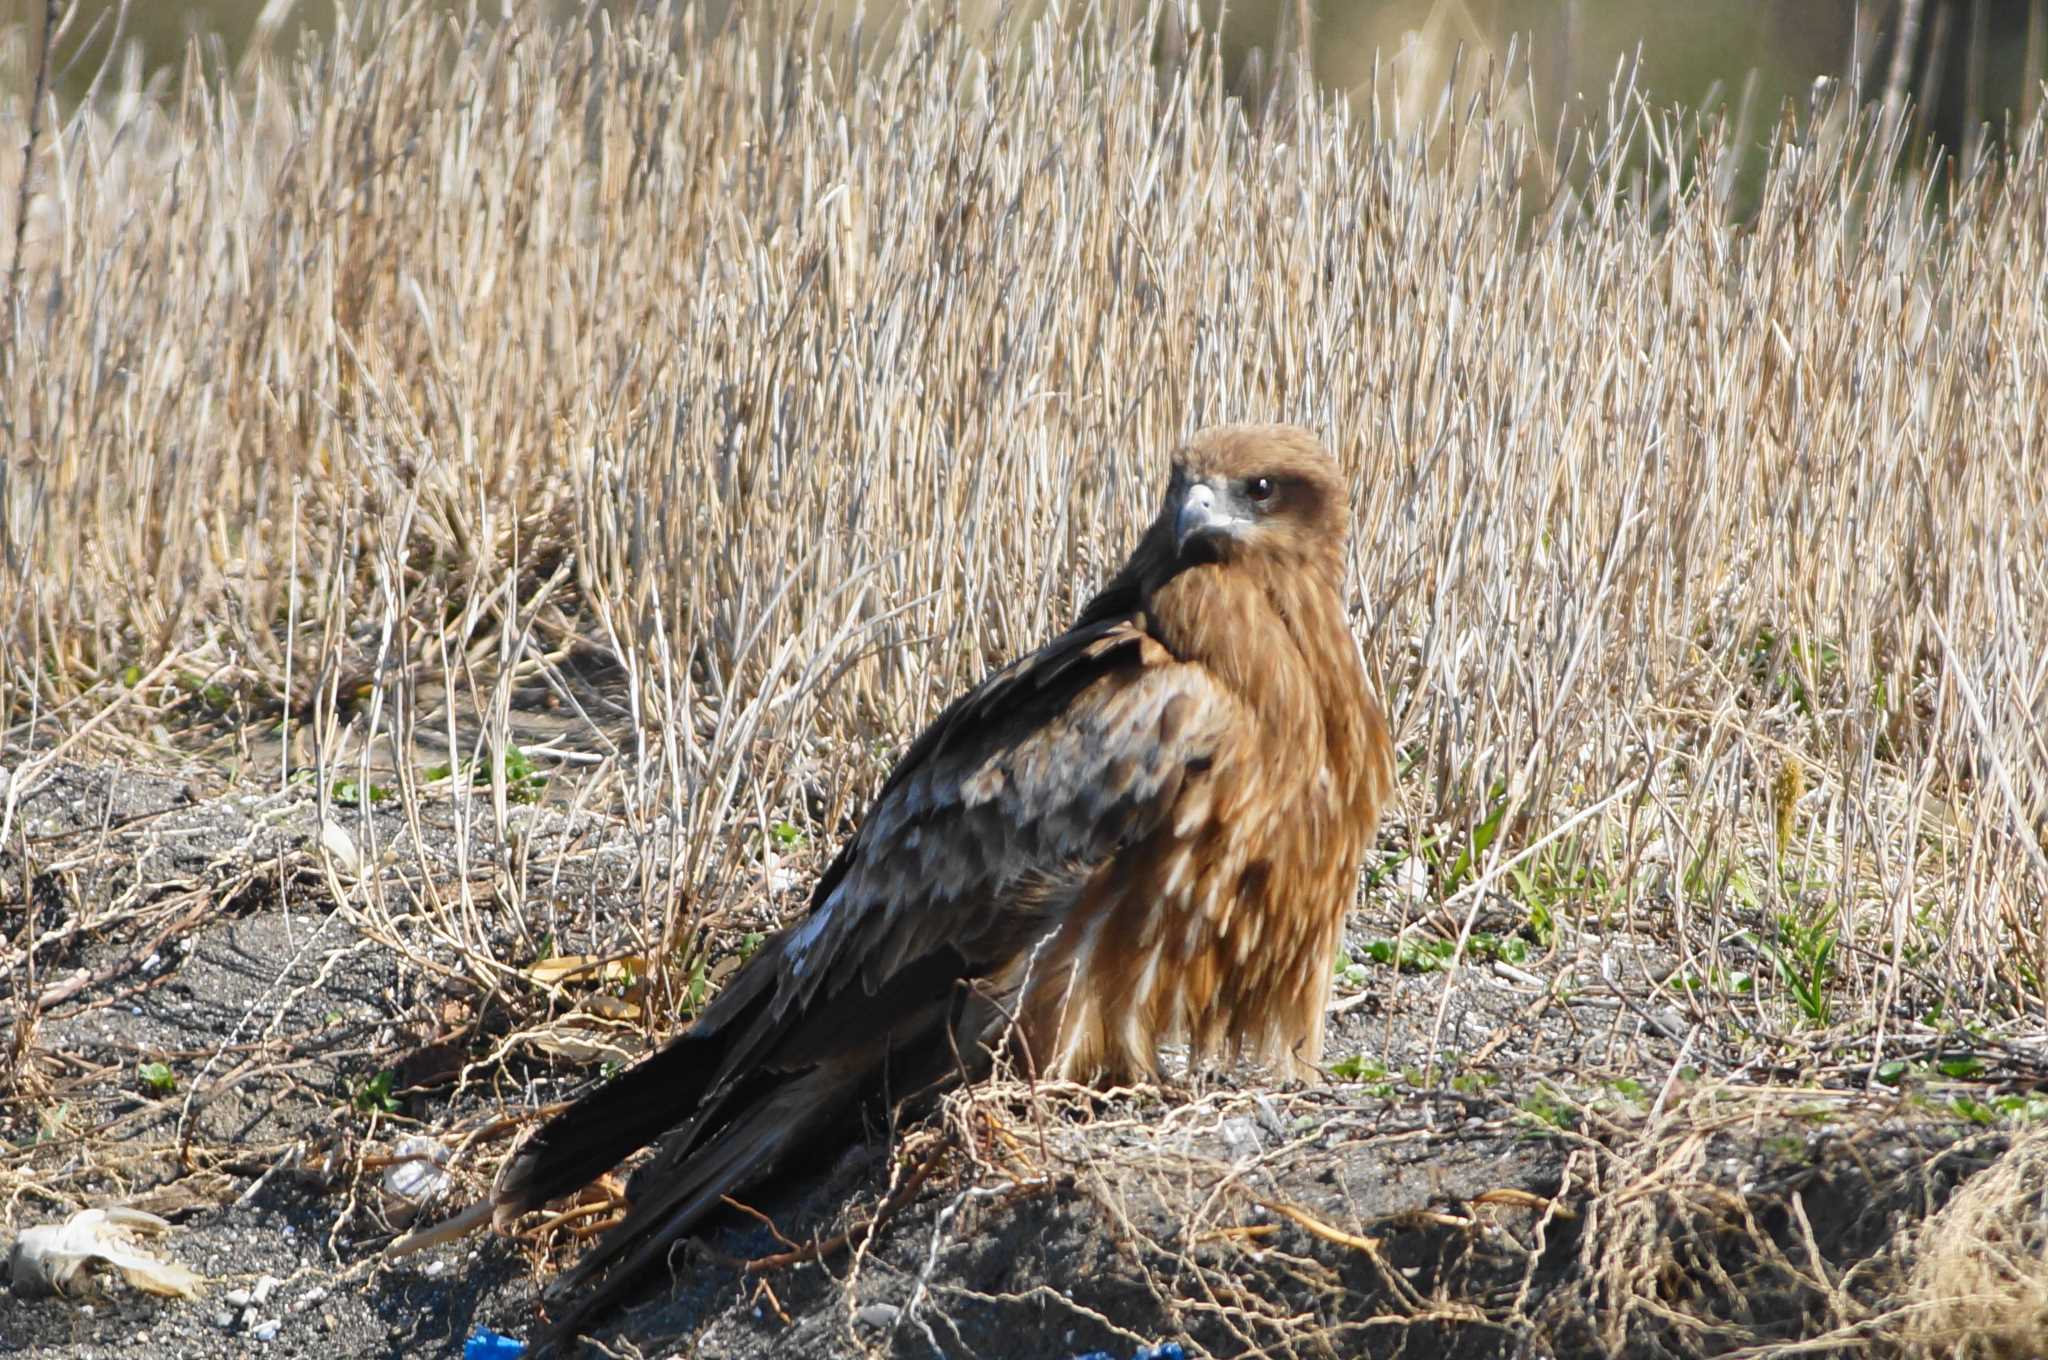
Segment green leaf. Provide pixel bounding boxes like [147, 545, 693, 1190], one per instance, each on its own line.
[137, 1062, 176, 1095]
[352, 1070, 402, 1114]
[1991, 1094, 2048, 1123]
[1360, 935, 1456, 973]
[331, 777, 392, 807]
[1328, 1054, 1386, 1082]
[1441, 780, 1511, 894]
[677, 954, 712, 1019]
[497, 746, 548, 803]
[1517, 1086, 1577, 1132]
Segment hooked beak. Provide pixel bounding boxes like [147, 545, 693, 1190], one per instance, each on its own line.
[1175, 479, 1237, 560]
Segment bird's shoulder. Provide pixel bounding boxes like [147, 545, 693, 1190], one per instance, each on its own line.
[842, 610, 1236, 862]
[772, 610, 1244, 998]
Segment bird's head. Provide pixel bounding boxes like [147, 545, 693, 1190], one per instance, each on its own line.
[1073, 424, 1353, 633]
[1158, 424, 1349, 573]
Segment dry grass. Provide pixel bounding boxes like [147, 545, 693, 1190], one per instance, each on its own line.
[1903, 1127, 2048, 1358]
[5, 0, 2048, 1354]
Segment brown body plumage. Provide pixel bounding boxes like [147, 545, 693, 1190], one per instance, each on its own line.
[489, 424, 1393, 1352]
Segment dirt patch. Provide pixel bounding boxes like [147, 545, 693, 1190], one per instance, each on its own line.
[2, 758, 2043, 1358]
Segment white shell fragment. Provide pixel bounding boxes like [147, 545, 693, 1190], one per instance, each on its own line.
[4, 1207, 205, 1300]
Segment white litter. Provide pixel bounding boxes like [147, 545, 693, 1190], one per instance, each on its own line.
[384, 1136, 453, 1205]
[4, 1207, 204, 1300]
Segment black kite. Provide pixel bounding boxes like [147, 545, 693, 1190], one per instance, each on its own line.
[487, 424, 1394, 1349]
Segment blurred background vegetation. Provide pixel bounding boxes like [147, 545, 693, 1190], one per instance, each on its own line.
[3, 0, 2045, 158]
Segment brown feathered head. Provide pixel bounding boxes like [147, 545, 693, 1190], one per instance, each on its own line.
[1076, 423, 1353, 638]
[1127, 423, 1348, 584]
[1171, 424, 1346, 564]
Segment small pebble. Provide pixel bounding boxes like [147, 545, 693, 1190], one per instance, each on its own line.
[252, 1274, 281, 1305]
[214, 1312, 237, 1330]
[854, 1303, 901, 1328]
[226, 1288, 254, 1308]
[1220, 1116, 1262, 1161]
[251, 1318, 281, 1342]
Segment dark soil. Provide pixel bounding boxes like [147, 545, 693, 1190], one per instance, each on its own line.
[0, 755, 2023, 1358]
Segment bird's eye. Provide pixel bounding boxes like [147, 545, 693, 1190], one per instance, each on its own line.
[1246, 477, 1276, 504]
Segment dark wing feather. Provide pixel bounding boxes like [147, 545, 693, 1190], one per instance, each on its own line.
[497, 611, 1240, 1354]
[769, 616, 1236, 1021]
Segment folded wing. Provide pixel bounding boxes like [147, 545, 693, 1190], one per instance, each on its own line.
[494, 612, 1238, 1350]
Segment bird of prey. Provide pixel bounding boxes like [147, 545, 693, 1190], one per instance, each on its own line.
[490, 423, 1394, 1350]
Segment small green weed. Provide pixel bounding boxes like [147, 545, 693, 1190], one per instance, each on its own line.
[1353, 932, 1530, 974]
[1669, 966, 1757, 997]
[1517, 1085, 1578, 1132]
[676, 953, 712, 1018]
[330, 776, 393, 806]
[1751, 911, 1838, 1026]
[175, 671, 235, 710]
[1328, 1054, 1397, 1096]
[1506, 842, 1611, 941]
[423, 746, 548, 803]
[353, 1070, 402, 1115]
[1428, 779, 1511, 896]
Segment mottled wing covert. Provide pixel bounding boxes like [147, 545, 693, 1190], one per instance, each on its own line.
[763, 615, 1239, 1037]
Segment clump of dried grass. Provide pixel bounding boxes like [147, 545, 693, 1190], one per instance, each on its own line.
[1900, 1127, 2048, 1359]
[922, 1075, 2024, 1360]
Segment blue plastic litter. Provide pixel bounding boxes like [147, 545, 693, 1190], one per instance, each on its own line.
[1072, 1345, 1185, 1360]
[464, 1326, 527, 1359]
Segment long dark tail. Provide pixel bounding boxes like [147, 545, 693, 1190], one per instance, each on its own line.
[492, 1031, 727, 1221]
[493, 948, 791, 1221]
[526, 1064, 867, 1355]
[502, 947, 1003, 1355]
